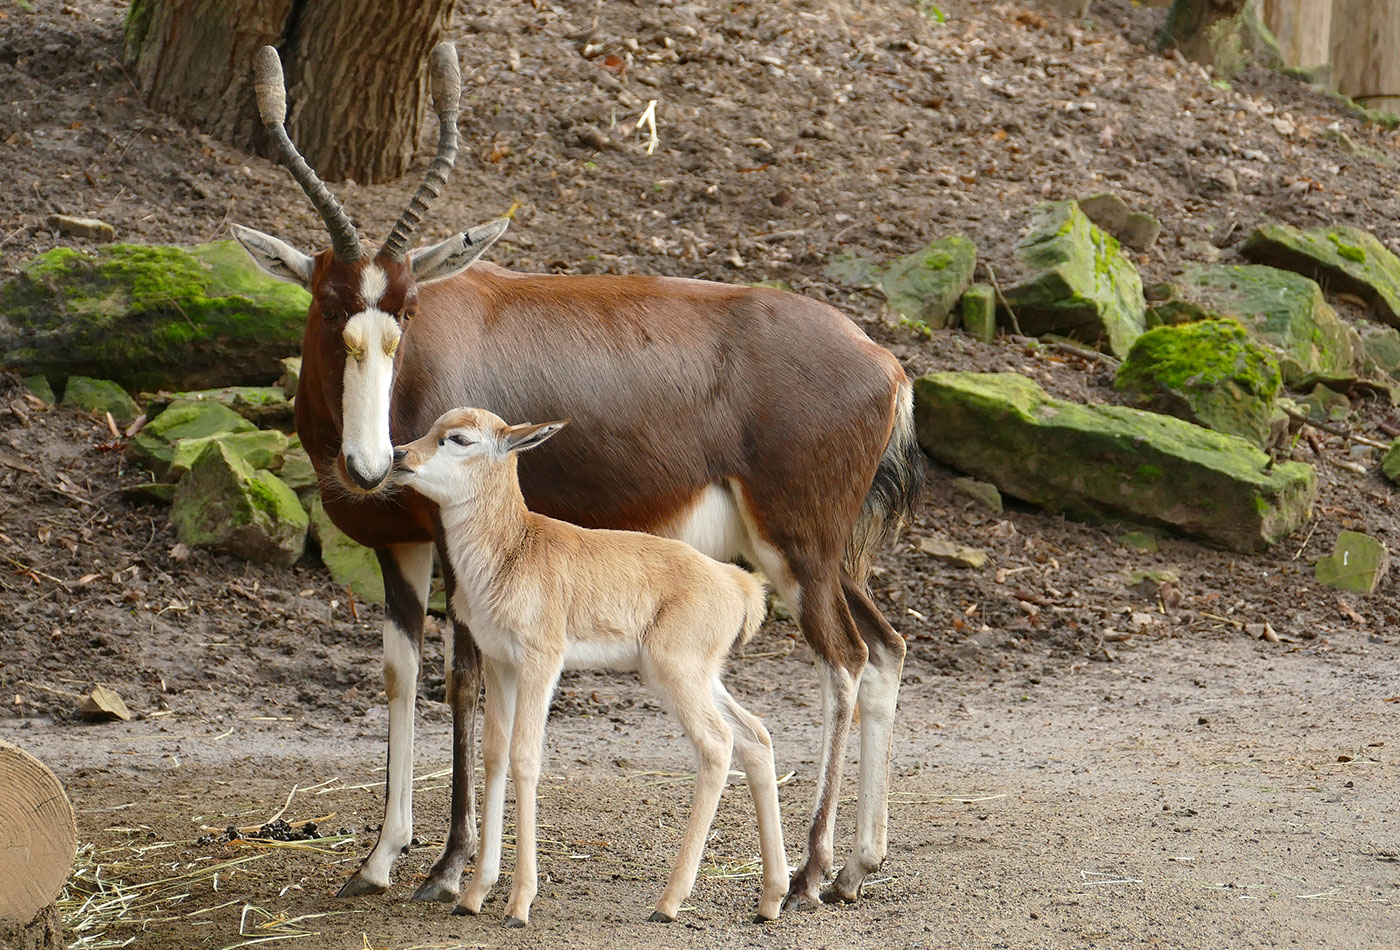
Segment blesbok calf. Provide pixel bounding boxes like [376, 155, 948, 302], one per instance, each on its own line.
[232, 42, 922, 908]
[392, 408, 788, 926]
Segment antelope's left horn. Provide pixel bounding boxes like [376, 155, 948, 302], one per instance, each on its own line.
[381, 42, 462, 262]
[253, 46, 363, 263]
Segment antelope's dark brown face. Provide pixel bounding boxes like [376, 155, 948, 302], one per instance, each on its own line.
[226, 40, 508, 494]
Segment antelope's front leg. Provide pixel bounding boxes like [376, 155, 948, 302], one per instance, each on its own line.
[414, 564, 483, 903]
[501, 655, 563, 927]
[339, 543, 433, 897]
[453, 658, 515, 917]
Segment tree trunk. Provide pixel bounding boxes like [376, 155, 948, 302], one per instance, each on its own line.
[1159, 0, 1251, 71]
[0, 742, 77, 950]
[1331, 0, 1400, 114]
[124, 0, 456, 184]
[1261, 0, 1332, 69]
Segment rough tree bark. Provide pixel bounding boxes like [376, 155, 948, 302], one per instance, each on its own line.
[1331, 0, 1400, 114]
[124, 0, 456, 184]
[1159, 0, 1252, 71]
[0, 742, 77, 950]
[1260, 0, 1332, 70]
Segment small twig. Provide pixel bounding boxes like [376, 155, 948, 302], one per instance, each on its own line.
[1280, 404, 1390, 450]
[983, 263, 1022, 336]
[1292, 519, 1320, 561]
[2, 552, 68, 587]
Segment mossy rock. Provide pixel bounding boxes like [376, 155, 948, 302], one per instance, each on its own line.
[1382, 440, 1400, 483]
[1114, 319, 1282, 448]
[1298, 383, 1352, 422]
[279, 439, 318, 495]
[1000, 200, 1146, 358]
[126, 398, 255, 477]
[1242, 223, 1400, 326]
[879, 235, 977, 332]
[59, 375, 140, 424]
[278, 357, 302, 399]
[0, 241, 310, 392]
[167, 429, 291, 482]
[1150, 264, 1357, 388]
[170, 440, 307, 567]
[22, 375, 54, 403]
[913, 371, 1316, 552]
[1357, 322, 1400, 380]
[143, 385, 292, 428]
[960, 283, 997, 343]
[307, 494, 386, 606]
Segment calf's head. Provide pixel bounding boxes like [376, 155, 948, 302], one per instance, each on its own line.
[392, 407, 567, 506]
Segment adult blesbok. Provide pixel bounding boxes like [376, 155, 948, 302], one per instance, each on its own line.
[231, 42, 922, 909]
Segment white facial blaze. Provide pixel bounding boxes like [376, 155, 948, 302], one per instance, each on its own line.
[341, 265, 401, 490]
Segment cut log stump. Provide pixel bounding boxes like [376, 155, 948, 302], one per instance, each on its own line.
[0, 742, 77, 950]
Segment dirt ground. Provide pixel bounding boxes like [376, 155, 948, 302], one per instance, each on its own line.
[1, 0, 1399, 947]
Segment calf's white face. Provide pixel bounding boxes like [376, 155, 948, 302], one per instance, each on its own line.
[392, 408, 567, 507]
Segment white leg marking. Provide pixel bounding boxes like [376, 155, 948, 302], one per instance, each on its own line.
[355, 542, 432, 889]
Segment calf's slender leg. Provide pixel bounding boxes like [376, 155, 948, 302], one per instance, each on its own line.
[454, 658, 515, 916]
[715, 682, 788, 922]
[340, 542, 433, 897]
[646, 657, 736, 923]
[502, 655, 563, 927]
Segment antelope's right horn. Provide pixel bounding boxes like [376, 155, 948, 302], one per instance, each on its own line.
[253, 46, 363, 263]
[380, 42, 462, 262]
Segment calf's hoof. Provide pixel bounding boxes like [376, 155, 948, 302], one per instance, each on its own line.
[449, 903, 478, 917]
[504, 916, 527, 929]
[646, 910, 675, 924]
[412, 879, 460, 904]
[336, 875, 387, 898]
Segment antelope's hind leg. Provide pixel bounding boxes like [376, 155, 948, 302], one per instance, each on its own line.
[339, 543, 434, 897]
[824, 575, 905, 904]
[454, 658, 515, 917]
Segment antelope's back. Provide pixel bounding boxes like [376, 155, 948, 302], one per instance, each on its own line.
[399, 268, 904, 535]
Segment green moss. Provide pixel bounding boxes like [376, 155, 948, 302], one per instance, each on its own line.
[1328, 232, 1367, 263]
[878, 235, 977, 331]
[1115, 319, 1282, 448]
[913, 371, 1316, 552]
[1136, 464, 1162, 480]
[0, 241, 310, 391]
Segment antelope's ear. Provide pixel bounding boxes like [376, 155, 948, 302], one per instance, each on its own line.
[502, 419, 568, 455]
[410, 218, 510, 284]
[230, 223, 314, 288]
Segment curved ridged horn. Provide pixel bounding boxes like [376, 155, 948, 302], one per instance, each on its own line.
[380, 42, 461, 262]
[253, 46, 363, 263]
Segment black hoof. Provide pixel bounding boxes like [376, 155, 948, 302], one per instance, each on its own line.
[647, 911, 675, 923]
[336, 876, 387, 898]
[450, 904, 477, 917]
[412, 880, 460, 904]
[753, 913, 778, 924]
[504, 916, 527, 928]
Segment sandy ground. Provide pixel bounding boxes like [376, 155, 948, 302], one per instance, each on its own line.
[11, 628, 1396, 950]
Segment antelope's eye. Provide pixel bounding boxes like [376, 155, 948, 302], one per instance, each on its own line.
[449, 434, 473, 447]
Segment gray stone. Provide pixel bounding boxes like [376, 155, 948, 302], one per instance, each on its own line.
[126, 398, 256, 477]
[879, 235, 977, 332]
